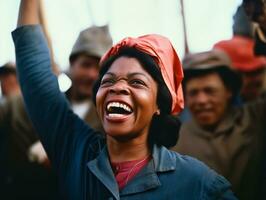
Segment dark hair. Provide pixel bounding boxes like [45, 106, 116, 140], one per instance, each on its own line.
[92, 47, 181, 148]
[183, 66, 242, 103]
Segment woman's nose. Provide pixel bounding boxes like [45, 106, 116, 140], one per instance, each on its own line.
[109, 80, 129, 95]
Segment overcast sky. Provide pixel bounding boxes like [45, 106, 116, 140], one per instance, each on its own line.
[0, 0, 242, 70]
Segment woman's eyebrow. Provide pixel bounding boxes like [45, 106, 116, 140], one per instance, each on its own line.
[127, 72, 149, 79]
[104, 72, 149, 79]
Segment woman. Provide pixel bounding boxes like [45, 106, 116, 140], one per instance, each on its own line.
[12, 1, 237, 199]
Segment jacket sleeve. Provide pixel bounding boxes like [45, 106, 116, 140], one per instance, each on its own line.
[12, 25, 100, 170]
[204, 172, 238, 200]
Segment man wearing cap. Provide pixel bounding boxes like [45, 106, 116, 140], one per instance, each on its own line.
[173, 50, 266, 200]
[65, 25, 112, 131]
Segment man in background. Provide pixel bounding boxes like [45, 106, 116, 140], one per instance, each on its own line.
[0, 64, 57, 200]
[214, 35, 266, 102]
[173, 50, 266, 200]
[214, 4, 266, 102]
[65, 25, 112, 131]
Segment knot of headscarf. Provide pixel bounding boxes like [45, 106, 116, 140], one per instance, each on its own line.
[100, 34, 184, 115]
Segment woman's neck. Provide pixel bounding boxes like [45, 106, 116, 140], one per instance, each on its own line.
[106, 135, 150, 163]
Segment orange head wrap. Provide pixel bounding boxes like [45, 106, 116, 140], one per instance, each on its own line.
[100, 34, 184, 115]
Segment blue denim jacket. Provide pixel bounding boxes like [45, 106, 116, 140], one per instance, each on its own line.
[12, 25, 237, 200]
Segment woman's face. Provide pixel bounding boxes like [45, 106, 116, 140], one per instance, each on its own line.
[96, 56, 158, 141]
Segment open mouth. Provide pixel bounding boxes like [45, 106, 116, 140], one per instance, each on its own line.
[106, 101, 133, 117]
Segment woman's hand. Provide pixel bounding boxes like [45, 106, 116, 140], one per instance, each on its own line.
[17, 0, 40, 27]
[17, 0, 60, 74]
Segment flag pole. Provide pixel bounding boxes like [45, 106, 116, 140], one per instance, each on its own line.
[180, 0, 190, 55]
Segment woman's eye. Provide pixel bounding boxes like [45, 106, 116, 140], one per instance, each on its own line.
[130, 79, 145, 86]
[100, 78, 115, 85]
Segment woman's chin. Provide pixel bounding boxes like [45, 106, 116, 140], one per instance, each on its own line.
[105, 130, 138, 142]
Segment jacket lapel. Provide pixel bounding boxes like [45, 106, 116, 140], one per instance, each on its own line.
[120, 145, 176, 196]
[87, 147, 120, 200]
[119, 160, 161, 196]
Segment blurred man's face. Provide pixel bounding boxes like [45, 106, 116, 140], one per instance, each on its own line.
[0, 74, 20, 97]
[70, 54, 100, 101]
[241, 69, 266, 101]
[185, 73, 232, 130]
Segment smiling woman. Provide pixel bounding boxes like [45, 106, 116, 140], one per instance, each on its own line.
[12, 0, 237, 199]
[96, 56, 159, 142]
[93, 47, 180, 148]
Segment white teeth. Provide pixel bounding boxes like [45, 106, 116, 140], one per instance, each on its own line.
[108, 113, 124, 118]
[107, 102, 132, 112]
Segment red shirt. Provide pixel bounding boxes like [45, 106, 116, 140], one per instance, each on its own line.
[111, 156, 151, 190]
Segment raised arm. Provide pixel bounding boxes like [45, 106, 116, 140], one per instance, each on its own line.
[18, 0, 60, 75]
[13, 0, 99, 171]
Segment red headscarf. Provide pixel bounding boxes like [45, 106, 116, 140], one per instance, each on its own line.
[100, 34, 184, 115]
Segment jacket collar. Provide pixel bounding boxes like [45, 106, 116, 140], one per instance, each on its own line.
[87, 144, 176, 199]
[152, 144, 176, 172]
[120, 145, 176, 196]
[87, 146, 120, 200]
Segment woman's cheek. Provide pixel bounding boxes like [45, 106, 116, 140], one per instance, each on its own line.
[96, 89, 105, 115]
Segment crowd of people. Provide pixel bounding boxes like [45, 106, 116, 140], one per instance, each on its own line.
[1, 0, 266, 199]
